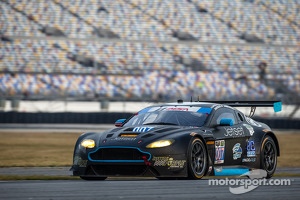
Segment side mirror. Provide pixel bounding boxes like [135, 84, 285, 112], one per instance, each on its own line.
[219, 118, 234, 126]
[115, 119, 126, 127]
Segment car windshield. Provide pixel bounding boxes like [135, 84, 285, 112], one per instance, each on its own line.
[123, 110, 209, 127]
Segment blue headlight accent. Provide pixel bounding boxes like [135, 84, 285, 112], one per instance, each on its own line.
[273, 102, 282, 113]
[197, 107, 212, 114]
[214, 168, 249, 176]
[88, 146, 152, 163]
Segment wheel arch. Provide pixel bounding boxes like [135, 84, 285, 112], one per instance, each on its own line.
[188, 134, 211, 154]
[192, 135, 207, 147]
[263, 131, 280, 157]
[186, 135, 208, 179]
[188, 134, 214, 176]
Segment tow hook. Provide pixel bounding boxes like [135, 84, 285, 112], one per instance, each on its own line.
[142, 156, 151, 166]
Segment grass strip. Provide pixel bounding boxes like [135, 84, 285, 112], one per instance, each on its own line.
[0, 175, 80, 180]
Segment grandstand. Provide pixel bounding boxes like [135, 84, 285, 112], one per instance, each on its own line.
[0, 0, 299, 113]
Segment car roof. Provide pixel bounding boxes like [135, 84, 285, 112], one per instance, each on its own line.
[137, 101, 244, 117]
[155, 102, 221, 107]
[165, 102, 216, 107]
[150, 102, 241, 113]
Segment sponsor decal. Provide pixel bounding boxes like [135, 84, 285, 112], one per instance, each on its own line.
[165, 106, 202, 112]
[74, 156, 87, 167]
[214, 140, 225, 164]
[152, 156, 186, 169]
[232, 143, 242, 160]
[144, 106, 209, 113]
[211, 104, 223, 110]
[153, 157, 169, 166]
[245, 117, 262, 127]
[242, 157, 256, 163]
[214, 166, 223, 172]
[246, 140, 256, 157]
[167, 158, 186, 168]
[112, 137, 137, 141]
[166, 107, 189, 111]
[243, 124, 254, 136]
[224, 127, 244, 137]
[132, 127, 154, 132]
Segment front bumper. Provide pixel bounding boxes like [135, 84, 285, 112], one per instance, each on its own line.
[71, 146, 188, 177]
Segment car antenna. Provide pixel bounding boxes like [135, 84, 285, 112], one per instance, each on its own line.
[190, 96, 193, 102]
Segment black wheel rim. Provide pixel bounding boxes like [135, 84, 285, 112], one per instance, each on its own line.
[263, 141, 276, 172]
[191, 142, 205, 175]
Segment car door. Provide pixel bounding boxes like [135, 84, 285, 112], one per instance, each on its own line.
[209, 107, 248, 166]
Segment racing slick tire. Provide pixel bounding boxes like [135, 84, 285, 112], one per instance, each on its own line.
[187, 138, 208, 179]
[260, 135, 277, 179]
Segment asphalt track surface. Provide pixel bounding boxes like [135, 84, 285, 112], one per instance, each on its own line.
[0, 124, 299, 199]
[0, 178, 299, 200]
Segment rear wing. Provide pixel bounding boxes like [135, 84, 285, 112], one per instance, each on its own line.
[196, 100, 282, 117]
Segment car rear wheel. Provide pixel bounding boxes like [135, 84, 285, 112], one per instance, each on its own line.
[260, 136, 277, 179]
[187, 138, 208, 179]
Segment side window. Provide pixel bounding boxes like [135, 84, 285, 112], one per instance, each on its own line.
[210, 108, 237, 126]
[237, 112, 244, 123]
[216, 113, 236, 125]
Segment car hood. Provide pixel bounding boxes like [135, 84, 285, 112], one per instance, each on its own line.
[97, 125, 200, 146]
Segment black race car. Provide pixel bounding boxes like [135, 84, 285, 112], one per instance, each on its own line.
[71, 100, 282, 180]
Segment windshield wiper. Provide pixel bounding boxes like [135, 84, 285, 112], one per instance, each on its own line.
[144, 122, 178, 126]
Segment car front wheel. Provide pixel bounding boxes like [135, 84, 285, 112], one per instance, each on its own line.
[187, 138, 208, 179]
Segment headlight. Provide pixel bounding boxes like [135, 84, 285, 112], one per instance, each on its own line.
[80, 139, 95, 148]
[146, 139, 174, 148]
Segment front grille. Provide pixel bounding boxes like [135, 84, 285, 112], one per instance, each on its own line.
[89, 147, 151, 162]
